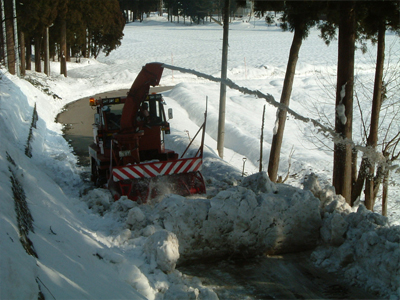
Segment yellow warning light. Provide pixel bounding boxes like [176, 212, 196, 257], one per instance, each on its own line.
[89, 98, 96, 106]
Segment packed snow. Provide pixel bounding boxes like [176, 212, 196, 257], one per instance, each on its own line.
[1, 15, 399, 299]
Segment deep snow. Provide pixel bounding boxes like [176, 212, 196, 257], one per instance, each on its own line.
[1, 15, 399, 299]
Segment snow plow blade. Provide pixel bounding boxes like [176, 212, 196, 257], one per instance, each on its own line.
[110, 157, 205, 202]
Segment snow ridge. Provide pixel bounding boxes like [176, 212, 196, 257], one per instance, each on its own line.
[304, 173, 400, 298]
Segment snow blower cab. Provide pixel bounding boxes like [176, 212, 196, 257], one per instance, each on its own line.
[89, 62, 206, 202]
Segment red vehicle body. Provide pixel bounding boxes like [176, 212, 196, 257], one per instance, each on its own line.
[89, 63, 206, 202]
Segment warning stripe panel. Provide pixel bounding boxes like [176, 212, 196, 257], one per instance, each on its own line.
[112, 158, 202, 182]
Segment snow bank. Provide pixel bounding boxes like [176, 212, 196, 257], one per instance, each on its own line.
[1, 70, 220, 300]
[82, 172, 322, 298]
[122, 172, 321, 261]
[304, 173, 400, 299]
[143, 230, 180, 273]
[82, 189, 220, 300]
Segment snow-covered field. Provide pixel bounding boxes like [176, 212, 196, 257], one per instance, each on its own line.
[1, 15, 399, 299]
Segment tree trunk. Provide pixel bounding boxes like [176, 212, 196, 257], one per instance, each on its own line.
[44, 27, 49, 76]
[351, 156, 368, 204]
[0, 0, 4, 63]
[20, 31, 25, 76]
[66, 43, 70, 62]
[4, 0, 15, 74]
[268, 24, 304, 182]
[85, 29, 89, 58]
[82, 38, 87, 58]
[364, 21, 385, 210]
[26, 39, 31, 70]
[34, 36, 41, 72]
[382, 167, 389, 217]
[11, 0, 18, 75]
[351, 21, 386, 208]
[332, 1, 355, 204]
[60, 18, 67, 76]
[260, 105, 266, 172]
[351, 147, 357, 186]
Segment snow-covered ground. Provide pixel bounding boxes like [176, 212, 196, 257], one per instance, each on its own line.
[1, 15, 399, 299]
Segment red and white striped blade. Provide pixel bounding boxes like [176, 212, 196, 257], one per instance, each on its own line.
[112, 157, 202, 182]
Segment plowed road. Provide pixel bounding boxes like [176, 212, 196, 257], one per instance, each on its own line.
[179, 252, 378, 299]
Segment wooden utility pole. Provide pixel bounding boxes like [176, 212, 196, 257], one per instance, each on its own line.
[217, 0, 230, 159]
[20, 31, 25, 75]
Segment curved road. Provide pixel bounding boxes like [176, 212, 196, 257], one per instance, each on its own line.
[57, 89, 378, 300]
[56, 86, 172, 166]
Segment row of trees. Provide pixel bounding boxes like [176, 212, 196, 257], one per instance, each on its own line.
[251, 1, 399, 214]
[162, 0, 246, 24]
[118, 0, 247, 24]
[0, 0, 244, 77]
[0, 0, 125, 76]
[119, 0, 162, 22]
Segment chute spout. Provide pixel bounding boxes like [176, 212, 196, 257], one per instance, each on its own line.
[120, 63, 164, 131]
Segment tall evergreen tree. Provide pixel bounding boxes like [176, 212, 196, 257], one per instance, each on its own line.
[333, 1, 356, 204]
[18, 0, 59, 73]
[86, 0, 124, 58]
[65, 0, 87, 58]
[318, 1, 357, 204]
[56, 0, 68, 76]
